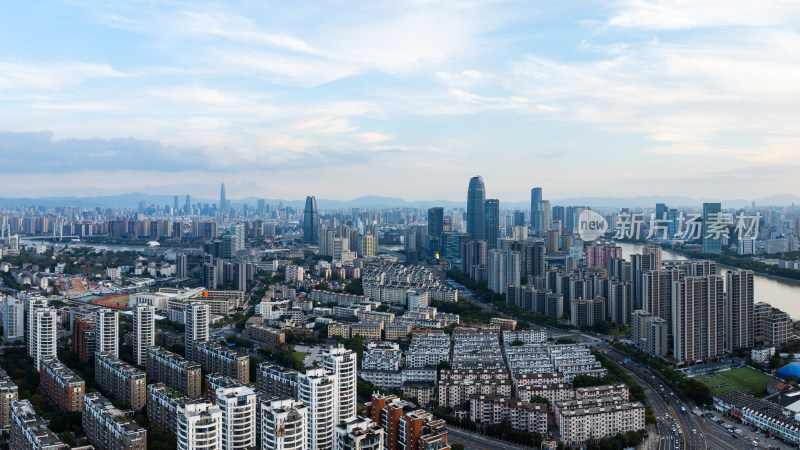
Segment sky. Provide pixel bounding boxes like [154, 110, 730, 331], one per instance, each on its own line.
[2, 0, 800, 202]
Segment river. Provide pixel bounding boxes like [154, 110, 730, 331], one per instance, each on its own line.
[618, 242, 800, 320]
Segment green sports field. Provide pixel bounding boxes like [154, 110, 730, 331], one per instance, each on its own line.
[698, 367, 776, 397]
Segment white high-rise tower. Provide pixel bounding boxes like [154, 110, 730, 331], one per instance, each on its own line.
[95, 309, 119, 358]
[185, 303, 210, 362]
[322, 345, 357, 423]
[133, 304, 155, 366]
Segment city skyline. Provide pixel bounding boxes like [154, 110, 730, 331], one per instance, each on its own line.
[2, 1, 800, 199]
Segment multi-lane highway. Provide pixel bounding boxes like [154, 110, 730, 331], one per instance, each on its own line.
[602, 347, 707, 450]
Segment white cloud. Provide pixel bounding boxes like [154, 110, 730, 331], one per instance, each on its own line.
[0, 62, 125, 91]
[609, 0, 800, 29]
[357, 132, 395, 144]
[436, 70, 493, 86]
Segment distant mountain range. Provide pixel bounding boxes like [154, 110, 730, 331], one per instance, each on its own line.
[1, 193, 799, 210]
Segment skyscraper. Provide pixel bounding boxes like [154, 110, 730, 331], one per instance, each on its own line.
[427, 207, 444, 258]
[260, 397, 308, 450]
[176, 400, 223, 450]
[539, 200, 551, 232]
[672, 275, 724, 362]
[322, 345, 357, 423]
[95, 309, 119, 359]
[133, 304, 155, 366]
[227, 224, 245, 254]
[513, 210, 525, 228]
[655, 203, 667, 219]
[467, 176, 486, 240]
[216, 385, 257, 450]
[725, 270, 754, 351]
[427, 207, 444, 238]
[176, 253, 188, 279]
[297, 369, 337, 449]
[303, 196, 319, 243]
[28, 301, 57, 371]
[531, 187, 542, 229]
[484, 199, 500, 249]
[1, 296, 23, 342]
[220, 183, 227, 211]
[702, 202, 722, 254]
[186, 303, 210, 362]
[184, 194, 191, 214]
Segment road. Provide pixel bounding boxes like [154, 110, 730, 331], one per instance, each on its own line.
[447, 426, 532, 450]
[623, 365, 679, 450]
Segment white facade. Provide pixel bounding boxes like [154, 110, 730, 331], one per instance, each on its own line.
[322, 345, 357, 423]
[406, 333, 451, 368]
[95, 309, 119, 358]
[216, 385, 257, 450]
[27, 300, 56, 371]
[334, 417, 384, 450]
[176, 400, 223, 450]
[502, 329, 547, 345]
[297, 369, 337, 450]
[405, 290, 429, 310]
[133, 304, 155, 366]
[1, 296, 24, 341]
[186, 303, 210, 362]
[129, 292, 172, 310]
[261, 397, 308, 450]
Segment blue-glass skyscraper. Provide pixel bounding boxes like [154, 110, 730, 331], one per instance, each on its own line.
[467, 176, 486, 240]
[702, 202, 722, 254]
[484, 199, 500, 249]
[303, 196, 319, 243]
[531, 187, 543, 230]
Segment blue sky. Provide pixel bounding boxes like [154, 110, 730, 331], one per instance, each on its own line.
[2, 0, 800, 202]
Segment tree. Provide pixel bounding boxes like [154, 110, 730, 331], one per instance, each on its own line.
[344, 278, 364, 296]
[147, 425, 178, 450]
[572, 374, 606, 388]
[510, 339, 524, 346]
[530, 395, 550, 406]
[437, 360, 451, 371]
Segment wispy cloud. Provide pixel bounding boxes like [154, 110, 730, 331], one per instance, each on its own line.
[1, 0, 800, 200]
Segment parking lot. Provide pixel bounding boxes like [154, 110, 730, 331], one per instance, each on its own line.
[295, 344, 324, 368]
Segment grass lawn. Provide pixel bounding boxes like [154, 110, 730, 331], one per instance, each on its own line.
[698, 367, 776, 397]
[291, 351, 307, 367]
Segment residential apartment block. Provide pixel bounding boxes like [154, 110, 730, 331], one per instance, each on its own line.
[146, 346, 202, 399]
[82, 392, 147, 450]
[39, 357, 85, 412]
[95, 353, 147, 410]
[10, 400, 68, 450]
[193, 342, 250, 384]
